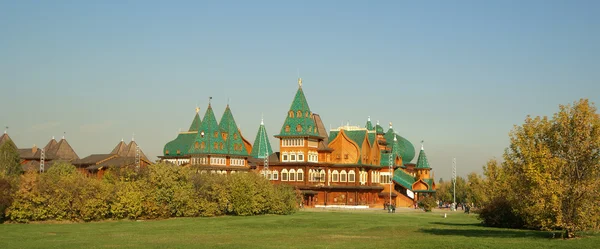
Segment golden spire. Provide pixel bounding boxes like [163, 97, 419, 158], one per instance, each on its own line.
[298, 78, 302, 88]
[195, 107, 200, 113]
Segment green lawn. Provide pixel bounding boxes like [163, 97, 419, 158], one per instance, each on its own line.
[1, 209, 598, 249]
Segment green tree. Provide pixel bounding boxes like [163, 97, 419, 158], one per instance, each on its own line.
[0, 139, 21, 176]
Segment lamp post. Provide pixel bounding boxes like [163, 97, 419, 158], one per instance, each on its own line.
[452, 158, 456, 211]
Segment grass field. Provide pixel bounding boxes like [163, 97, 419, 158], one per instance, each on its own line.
[1, 208, 598, 249]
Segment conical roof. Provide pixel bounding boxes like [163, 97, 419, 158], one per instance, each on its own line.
[124, 140, 149, 161]
[218, 105, 249, 156]
[415, 144, 431, 169]
[276, 79, 320, 137]
[44, 138, 58, 152]
[188, 109, 202, 132]
[48, 138, 79, 161]
[251, 119, 273, 159]
[111, 140, 128, 155]
[0, 133, 17, 149]
[190, 104, 226, 154]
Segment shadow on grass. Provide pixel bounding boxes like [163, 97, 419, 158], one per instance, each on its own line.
[420, 228, 551, 239]
[430, 222, 482, 227]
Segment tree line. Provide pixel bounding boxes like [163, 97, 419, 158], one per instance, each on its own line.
[0, 160, 299, 223]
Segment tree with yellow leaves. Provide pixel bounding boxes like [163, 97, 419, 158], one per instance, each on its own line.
[482, 99, 600, 238]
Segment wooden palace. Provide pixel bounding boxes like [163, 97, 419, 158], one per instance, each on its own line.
[160, 78, 436, 208]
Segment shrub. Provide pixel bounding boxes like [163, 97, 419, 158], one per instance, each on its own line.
[477, 196, 524, 229]
[418, 196, 437, 212]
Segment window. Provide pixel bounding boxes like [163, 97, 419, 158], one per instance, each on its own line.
[320, 170, 326, 182]
[296, 124, 302, 132]
[282, 153, 289, 162]
[297, 110, 302, 117]
[348, 170, 356, 182]
[380, 173, 391, 184]
[195, 142, 199, 149]
[297, 169, 304, 182]
[297, 152, 304, 162]
[234, 133, 238, 140]
[289, 169, 296, 181]
[289, 111, 294, 118]
[340, 170, 347, 182]
[305, 111, 309, 117]
[222, 133, 228, 140]
[332, 170, 339, 182]
[281, 169, 288, 181]
[165, 150, 169, 154]
[214, 131, 218, 138]
[290, 153, 296, 162]
[272, 170, 279, 180]
[214, 142, 218, 149]
[285, 125, 290, 132]
[176, 150, 181, 155]
[201, 142, 206, 149]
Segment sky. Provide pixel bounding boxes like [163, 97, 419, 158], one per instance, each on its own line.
[1, 0, 599, 180]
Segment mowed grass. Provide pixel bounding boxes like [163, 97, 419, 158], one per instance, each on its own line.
[1, 209, 599, 249]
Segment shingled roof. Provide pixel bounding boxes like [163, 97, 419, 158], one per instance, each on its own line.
[250, 118, 273, 159]
[276, 79, 320, 138]
[218, 105, 249, 156]
[45, 138, 79, 161]
[0, 133, 17, 149]
[190, 103, 230, 155]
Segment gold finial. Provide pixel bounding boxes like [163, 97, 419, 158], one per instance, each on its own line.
[298, 78, 302, 87]
[389, 122, 393, 129]
[195, 107, 200, 113]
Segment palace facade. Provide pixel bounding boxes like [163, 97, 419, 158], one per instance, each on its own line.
[160, 79, 436, 208]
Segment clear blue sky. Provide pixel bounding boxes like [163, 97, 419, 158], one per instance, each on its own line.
[1, 0, 599, 180]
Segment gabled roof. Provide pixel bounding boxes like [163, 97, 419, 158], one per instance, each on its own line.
[18, 147, 39, 159]
[250, 119, 273, 159]
[190, 104, 227, 154]
[345, 130, 368, 148]
[415, 144, 431, 169]
[188, 111, 202, 132]
[73, 154, 117, 165]
[218, 105, 249, 156]
[276, 80, 320, 138]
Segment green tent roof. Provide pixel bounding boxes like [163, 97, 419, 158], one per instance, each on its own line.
[218, 106, 249, 156]
[277, 83, 320, 137]
[188, 112, 202, 132]
[250, 120, 273, 159]
[189, 104, 227, 154]
[415, 146, 431, 169]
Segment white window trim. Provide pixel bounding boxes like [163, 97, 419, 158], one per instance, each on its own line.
[282, 152, 289, 162]
[281, 169, 288, 181]
[272, 170, 279, 180]
[332, 170, 339, 182]
[297, 169, 304, 182]
[340, 170, 347, 182]
[289, 169, 296, 181]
